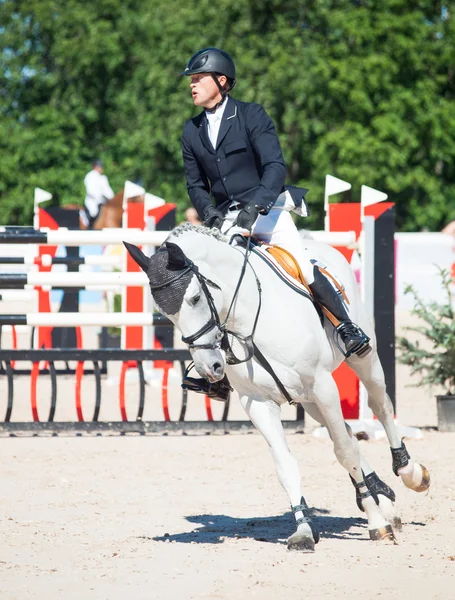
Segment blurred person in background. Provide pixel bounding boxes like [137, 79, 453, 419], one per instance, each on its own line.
[180, 47, 371, 359]
[442, 220, 455, 236]
[185, 206, 201, 225]
[81, 159, 114, 229]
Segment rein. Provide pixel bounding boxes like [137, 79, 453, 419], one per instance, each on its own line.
[159, 234, 295, 405]
[218, 236, 296, 403]
[220, 231, 261, 365]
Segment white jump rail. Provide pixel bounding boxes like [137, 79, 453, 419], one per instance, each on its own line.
[0, 272, 148, 287]
[0, 313, 158, 327]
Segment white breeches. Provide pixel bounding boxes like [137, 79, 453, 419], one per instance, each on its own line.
[221, 194, 316, 284]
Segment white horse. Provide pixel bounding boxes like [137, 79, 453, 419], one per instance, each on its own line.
[124, 223, 430, 551]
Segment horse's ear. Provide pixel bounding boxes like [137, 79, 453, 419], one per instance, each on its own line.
[165, 241, 187, 269]
[123, 242, 149, 273]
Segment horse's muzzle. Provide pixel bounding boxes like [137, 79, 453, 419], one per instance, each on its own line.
[206, 361, 224, 382]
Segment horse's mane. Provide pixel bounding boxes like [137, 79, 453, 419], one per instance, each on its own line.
[168, 222, 229, 243]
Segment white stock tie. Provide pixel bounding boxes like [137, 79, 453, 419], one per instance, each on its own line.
[208, 113, 222, 149]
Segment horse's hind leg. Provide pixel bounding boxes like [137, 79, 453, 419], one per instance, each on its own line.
[348, 351, 430, 493]
[345, 421, 402, 531]
[305, 402, 402, 530]
[239, 395, 319, 552]
[311, 371, 395, 541]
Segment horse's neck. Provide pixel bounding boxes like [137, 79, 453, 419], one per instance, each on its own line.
[190, 236, 259, 331]
[178, 234, 257, 317]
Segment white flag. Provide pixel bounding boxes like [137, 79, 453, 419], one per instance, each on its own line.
[324, 175, 351, 207]
[361, 185, 388, 209]
[324, 174, 352, 231]
[123, 180, 145, 200]
[145, 193, 166, 212]
[34, 188, 53, 204]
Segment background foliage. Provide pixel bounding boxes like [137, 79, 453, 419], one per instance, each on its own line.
[397, 268, 455, 394]
[1, 0, 454, 229]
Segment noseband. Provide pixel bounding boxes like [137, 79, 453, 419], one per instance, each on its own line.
[150, 252, 261, 363]
[152, 241, 296, 405]
[180, 264, 225, 351]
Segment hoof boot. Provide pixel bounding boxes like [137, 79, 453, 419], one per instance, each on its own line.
[369, 524, 396, 542]
[287, 533, 315, 552]
[414, 465, 431, 492]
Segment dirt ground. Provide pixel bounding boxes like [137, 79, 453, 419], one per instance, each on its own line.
[1, 311, 455, 599]
[1, 431, 455, 600]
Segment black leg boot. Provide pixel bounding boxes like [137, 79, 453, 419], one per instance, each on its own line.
[308, 267, 372, 358]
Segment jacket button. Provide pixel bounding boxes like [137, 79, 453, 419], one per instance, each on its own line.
[223, 177, 227, 182]
[217, 158, 221, 163]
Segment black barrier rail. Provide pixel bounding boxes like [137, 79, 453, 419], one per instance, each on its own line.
[0, 348, 189, 361]
[0, 256, 112, 266]
[0, 231, 48, 244]
[0, 348, 305, 434]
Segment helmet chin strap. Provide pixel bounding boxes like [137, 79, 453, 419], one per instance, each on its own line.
[205, 74, 228, 114]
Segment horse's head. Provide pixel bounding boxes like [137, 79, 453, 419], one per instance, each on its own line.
[124, 240, 226, 382]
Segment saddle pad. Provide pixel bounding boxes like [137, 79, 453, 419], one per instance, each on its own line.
[258, 244, 348, 303]
[250, 243, 309, 296]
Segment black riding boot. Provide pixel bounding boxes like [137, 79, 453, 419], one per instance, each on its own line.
[308, 267, 371, 358]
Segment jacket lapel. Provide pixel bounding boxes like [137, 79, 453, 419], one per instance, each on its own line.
[216, 98, 237, 149]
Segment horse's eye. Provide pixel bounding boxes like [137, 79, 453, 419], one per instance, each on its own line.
[191, 294, 201, 305]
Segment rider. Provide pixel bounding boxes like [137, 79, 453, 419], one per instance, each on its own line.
[181, 47, 371, 359]
[81, 159, 114, 230]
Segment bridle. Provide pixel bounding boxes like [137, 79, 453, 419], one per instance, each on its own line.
[151, 238, 296, 405]
[150, 239, 261, 364]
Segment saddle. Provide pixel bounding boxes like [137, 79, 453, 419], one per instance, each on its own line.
[234, 235, 349, 328]
[267, 245, 346, 293]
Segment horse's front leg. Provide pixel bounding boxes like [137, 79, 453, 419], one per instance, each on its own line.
[311, 370, 396, 542]
[240, 395, 319, 552]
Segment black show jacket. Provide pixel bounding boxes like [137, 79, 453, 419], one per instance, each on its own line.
[181, 97, 287, 218]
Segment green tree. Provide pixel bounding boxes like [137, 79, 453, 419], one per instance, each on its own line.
[1, 0, 454, 230]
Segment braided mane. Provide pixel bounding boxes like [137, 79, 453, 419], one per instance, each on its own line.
[168, 222, 228, 243]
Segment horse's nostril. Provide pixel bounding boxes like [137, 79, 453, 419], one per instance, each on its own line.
[213, 362, 223, 374]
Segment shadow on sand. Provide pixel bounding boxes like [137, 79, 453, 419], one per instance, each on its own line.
[149, 508, 371, 545]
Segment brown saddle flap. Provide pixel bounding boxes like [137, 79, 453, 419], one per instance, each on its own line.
[265, 245, 349, 305]
[266, 245, 307, 288]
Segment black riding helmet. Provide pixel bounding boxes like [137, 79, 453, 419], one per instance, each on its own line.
[181, 48, 236, 110]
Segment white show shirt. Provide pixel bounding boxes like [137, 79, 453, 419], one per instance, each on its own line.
[83, 169, 114, 217]
[206, 97, 229, 149]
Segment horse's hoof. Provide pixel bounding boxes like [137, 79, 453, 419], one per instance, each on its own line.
[369, 524, 396, 542]
[392, 516, 403, 532]
[413, 465, 430, 492]
[287, 533, 315, 552]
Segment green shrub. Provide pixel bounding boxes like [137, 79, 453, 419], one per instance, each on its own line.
[397, 268, 455, 395]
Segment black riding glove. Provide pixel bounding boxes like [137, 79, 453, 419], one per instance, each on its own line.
[236, 201, 261, 231]
[203, 206, 224, 230]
